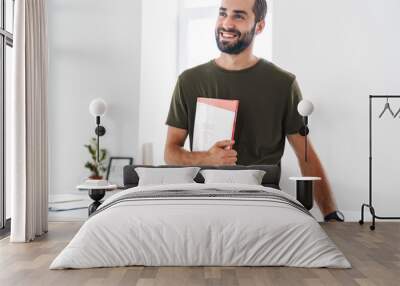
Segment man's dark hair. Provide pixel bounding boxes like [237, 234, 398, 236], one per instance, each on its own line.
[253, 0, 267, 23]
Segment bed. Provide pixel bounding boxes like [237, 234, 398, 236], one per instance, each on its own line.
[50, 165, 350, 269]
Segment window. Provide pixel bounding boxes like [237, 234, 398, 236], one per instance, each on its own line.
[178, 0, 273, 74]
[1, 0, 14, 232]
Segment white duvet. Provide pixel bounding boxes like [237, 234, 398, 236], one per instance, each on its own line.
[50, 183, 351, 269]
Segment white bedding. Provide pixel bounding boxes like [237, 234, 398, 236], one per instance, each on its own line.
[50, 183, 351, 269]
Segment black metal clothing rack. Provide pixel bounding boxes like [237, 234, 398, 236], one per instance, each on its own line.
[359, 95, 400, 230]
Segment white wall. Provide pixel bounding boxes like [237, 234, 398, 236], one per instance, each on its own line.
[137, 0, 179, 165]
[48, 0, 142, 194]
[275, 0, 400, 220]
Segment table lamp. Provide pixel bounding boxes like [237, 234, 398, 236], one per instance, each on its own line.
[89, 98, 107, 164]
[297, 99, 314, 162]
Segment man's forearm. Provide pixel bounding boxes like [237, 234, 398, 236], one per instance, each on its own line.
[164, 145, 210, 166]
[297, 148, 337, 215]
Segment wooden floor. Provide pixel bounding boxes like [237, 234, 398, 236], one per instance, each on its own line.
[0, 222, 399, 286]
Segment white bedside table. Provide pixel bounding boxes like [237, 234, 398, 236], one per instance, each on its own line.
[289, 177, 321, 210]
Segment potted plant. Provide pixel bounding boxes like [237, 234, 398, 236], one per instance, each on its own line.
[84, 137, 108, 180]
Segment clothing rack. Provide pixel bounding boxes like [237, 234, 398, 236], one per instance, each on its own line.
[359, 95, 400, 230]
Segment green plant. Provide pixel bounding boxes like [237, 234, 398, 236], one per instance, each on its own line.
[84, 137, 108, 179]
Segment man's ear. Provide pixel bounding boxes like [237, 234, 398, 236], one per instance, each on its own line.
[255, 19, 265, 35]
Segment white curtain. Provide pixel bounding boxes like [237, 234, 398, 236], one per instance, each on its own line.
[10, 0, 48, 242]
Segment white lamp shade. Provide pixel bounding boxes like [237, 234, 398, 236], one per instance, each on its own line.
[89, 98, 107, 117]
[297, 100, 314, 116]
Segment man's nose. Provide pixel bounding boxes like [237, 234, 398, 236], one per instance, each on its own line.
[222, 16, 235, 30]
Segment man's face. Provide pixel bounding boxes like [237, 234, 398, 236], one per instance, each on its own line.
[215, 0, 260, 55]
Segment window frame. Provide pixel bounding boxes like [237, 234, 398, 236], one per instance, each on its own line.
[0, 0, 14, 232]
[177, 0, 219, 75]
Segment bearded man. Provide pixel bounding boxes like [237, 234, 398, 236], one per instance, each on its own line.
[164, 0, 344, 222]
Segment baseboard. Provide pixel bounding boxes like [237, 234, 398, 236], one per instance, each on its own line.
[47, 211, 393, 223]
[342, 211, 400, 222]
[48, 217, 87, 222]
[342, 211, 367, 222]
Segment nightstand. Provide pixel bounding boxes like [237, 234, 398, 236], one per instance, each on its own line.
[289, 177, 321, 210]
[77, 184, 117, 215]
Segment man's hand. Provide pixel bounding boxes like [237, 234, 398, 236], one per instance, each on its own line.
[206, 140, 237, 166]
[164, 126, 238, 166]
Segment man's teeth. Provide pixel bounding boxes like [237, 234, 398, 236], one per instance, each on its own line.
[221, 32, 237, 38]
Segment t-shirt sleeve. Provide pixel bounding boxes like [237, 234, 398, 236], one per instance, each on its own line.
[165, 76, 189, 130]
[284, 79, 304, 135]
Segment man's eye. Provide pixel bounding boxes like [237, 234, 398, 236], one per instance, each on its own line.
[234, 15, 244, 20]
[219, 12, 227, 17]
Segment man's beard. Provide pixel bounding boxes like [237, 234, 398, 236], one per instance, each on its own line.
[215, 25, 256, 55]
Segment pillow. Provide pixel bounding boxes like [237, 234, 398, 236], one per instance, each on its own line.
[200, 169, 266, 185]
[135, 167, 201, 186]
[123, 164, 281, 189]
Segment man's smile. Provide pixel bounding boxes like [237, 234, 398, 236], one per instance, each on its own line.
[220, 31, 239, 41]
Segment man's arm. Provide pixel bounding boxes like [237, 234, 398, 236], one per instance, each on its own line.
[287, 133, 337, 215]
[164, 126, 237, 166]
[164, 126, 209, 165]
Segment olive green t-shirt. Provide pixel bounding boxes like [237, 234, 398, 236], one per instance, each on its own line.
[166, 59, 304, 165]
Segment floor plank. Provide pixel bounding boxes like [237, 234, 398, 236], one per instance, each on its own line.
[0, 222, 399, 286]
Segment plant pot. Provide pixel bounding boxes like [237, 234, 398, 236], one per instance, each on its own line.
[89, 175, 103, 180]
